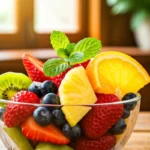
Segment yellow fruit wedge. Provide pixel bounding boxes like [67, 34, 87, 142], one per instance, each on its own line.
[86, 51, 150, 98]
[59, 66, 97, 127]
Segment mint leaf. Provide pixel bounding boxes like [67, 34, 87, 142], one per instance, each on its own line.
[73, 38, 102, 62]
[57, 48, 69, 58]
[66, 43, 76, 56]
[56, 43, 76, 59]
[50, 31, 70, 50]
[44, 58, 70, 77]
[69, 52, 84, 65]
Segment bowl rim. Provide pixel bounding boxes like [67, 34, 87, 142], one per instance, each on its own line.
[0, 93, 141, 107]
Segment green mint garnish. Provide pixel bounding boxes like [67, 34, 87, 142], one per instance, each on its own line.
[73, 37, 102, 62]
[66, 43, 76, 55]
[44, 31, 102, 77]
[50, 31, 70, 50]
[57, 48, 69, 58]
[44, 58, 71, 77]
[56, 43, 76, 58]
[69, 52, 84, 65]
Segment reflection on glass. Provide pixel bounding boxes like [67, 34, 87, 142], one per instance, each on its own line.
[34, 0, 79, 33]
[0, 0, 16, 33]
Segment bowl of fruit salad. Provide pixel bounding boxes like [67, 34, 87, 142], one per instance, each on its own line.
[0, 31, 149, 150]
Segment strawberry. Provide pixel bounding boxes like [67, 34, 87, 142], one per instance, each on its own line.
[81, 94, 124, 139]
[51, 60, 90, 87]
[21, 116, 70, 145]
[76, 134, 116, 150]
[4, 91, 40, 127]
[22, 53, 52, 82]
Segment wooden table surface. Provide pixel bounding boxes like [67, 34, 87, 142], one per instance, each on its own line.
[124, 112, 150, 150]
[0, 112, 149, 150]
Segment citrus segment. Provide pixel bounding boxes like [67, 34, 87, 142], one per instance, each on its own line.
[59, 66, 97, 127]
[86, 51, 150, 98]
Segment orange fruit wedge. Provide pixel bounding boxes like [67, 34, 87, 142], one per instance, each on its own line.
[86, 51, 150, 98]
[59, 66, 97, 127]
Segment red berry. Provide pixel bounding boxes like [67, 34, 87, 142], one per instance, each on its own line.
[76, 134, 116, 150]
[22, 53, 52, 82]
[81, 94, 124, 139]
[4, 91, 40, 127]
[50, 69, 69, 87]
[21, 116, 70, 145]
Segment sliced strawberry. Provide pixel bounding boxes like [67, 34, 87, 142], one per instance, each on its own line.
[76, 135, 116, 150]
[81, 94, 124, 139]
[21, 116, 70, 145]
[22, 53, 52, 82]
[4, 91, 40, 127]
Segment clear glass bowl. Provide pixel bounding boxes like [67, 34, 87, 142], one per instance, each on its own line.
[0, 93, 141, 150]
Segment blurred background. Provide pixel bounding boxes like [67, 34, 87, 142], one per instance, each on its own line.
[0, 0, 150, 110]
[1, 0, 150, 49]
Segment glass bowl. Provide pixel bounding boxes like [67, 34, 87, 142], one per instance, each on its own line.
[0, 93, 141, 150]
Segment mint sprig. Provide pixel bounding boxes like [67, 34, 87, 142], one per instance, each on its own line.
[44, 31, 102, 77]
[57, 48, 69, 58]
[44, 58, 71, 77]
[69, 52, 84, 65]
[50, 31, 70, 50]
[73, 38, 102, 62]
[56, 43, 76, 59]
[66, 43, 76, 55]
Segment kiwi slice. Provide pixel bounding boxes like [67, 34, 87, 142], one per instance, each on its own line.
[0, 72, 32, 101]
[35, 143, 73, 150]
[4, 127, 33, 150]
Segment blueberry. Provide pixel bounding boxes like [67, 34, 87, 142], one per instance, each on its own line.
[40, 80, 58, 95]
[33, 107, 53, 126]
[62, 123, 82, 140]
[122, 92, 137, 111]
[52, 109, 66, 126]
[0, 108, 5, 120]
[122, 108, 130, 119]
[42, 93, 60, 110]
[110, 118, 127, 135]
[28, 82, 42, 97]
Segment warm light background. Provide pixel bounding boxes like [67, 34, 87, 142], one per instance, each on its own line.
[0, 0, 135, 49]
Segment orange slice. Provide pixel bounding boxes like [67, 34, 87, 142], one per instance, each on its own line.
[59, 66, 97, 127]
[86, 51, 150, 98]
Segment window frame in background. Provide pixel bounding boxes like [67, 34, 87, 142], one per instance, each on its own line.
[0, 0, 135, 49]
[0, 0, 91, 49]
[35, 0, 89, 48]
[0, 0, 26, 49]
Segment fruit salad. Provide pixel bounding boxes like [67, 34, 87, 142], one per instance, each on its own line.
[0, 31, 149, 150]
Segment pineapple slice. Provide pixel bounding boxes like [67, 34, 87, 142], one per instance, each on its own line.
[59, 66, 97, 127]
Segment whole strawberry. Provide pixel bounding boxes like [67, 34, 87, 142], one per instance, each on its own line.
[76, 134, 116, 150]
[4, 91, 40, 127]
[81, 94, 124, 139]
[22, 53, 52, 82]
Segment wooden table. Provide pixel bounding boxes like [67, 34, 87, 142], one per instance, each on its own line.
[124, 112, 150, 150]
[0, 112, 149, 150]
